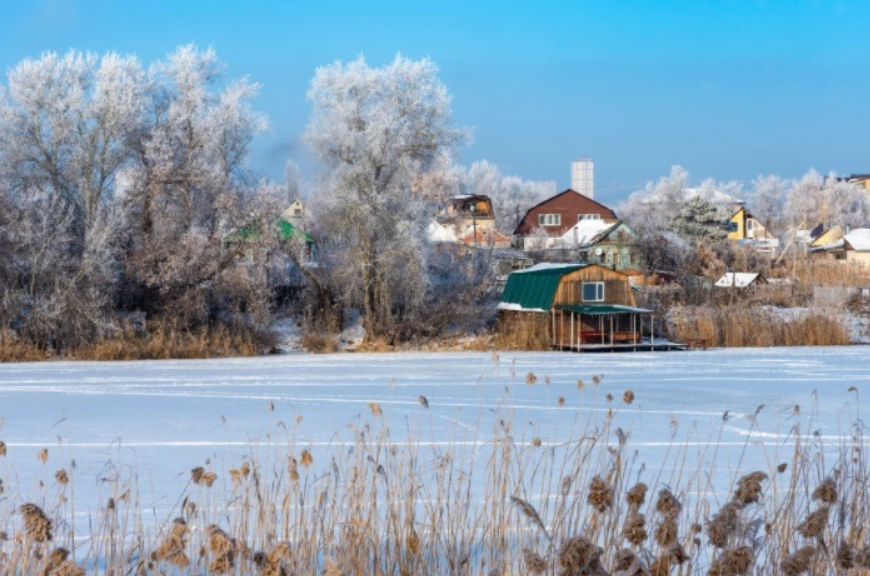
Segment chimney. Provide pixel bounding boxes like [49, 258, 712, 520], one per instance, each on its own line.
[571, 159, 594, 199]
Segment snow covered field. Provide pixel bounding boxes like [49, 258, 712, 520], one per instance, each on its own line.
[0, 347, 865, 520]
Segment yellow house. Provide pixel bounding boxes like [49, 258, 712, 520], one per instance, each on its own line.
[728, 207, 775, 242]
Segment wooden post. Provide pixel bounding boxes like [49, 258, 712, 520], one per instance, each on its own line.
[570, 312, 575, 351]
[551, 309, 555, 348]
[610, 315, 614, 348]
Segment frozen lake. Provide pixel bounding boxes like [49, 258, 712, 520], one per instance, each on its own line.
[0, 347, 866, 519]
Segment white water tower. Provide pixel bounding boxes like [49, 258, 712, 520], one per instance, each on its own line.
[571, 159, 594, 199]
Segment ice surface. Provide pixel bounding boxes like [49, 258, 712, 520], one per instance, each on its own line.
[0, 347, 865, 521]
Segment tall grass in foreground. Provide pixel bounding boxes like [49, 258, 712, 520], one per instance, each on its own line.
[0, 381, 866, 575]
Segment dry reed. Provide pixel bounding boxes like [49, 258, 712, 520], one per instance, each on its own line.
[0, 372, 866, 576]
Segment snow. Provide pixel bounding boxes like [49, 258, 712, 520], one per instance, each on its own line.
[558, 219, 612, 246]
[0, 348, 865, 529]
[426, 220, 461, 244]
[844, 228, 870, 251]
[513, 262, 580, 274]
[715, 272, 761, 287]
[496, 302, 546, 312]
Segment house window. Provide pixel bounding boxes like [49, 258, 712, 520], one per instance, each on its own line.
[293, 208, 302, 216]
[538, 214, 561, 227]
[578, 214, 601, 221]
[746, 219, 754, 231]
[582, 282, 605, 302]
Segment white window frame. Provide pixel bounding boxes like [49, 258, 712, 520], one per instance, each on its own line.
[578, 214, 601, 222]
[582, 281, 605, 302]
[538, 213, 561, 227]
[746, 219, 754, 231]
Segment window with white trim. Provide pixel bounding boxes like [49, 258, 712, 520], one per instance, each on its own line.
[582, 282, 605, 302]
[538, 213, 561, 227]
[578, 214, 601, 221]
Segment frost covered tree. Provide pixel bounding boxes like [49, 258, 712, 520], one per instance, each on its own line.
[459, 160, 554, 233]
[0, 50, 145, 240]
[747, 174, 788, 236]
[784, 169, 870, 231]
[671, 196, 728, 244]
[305, 55, 467, 340]
[0, 45, 280, 350]
[620, 165, 690, 236]
[119, 45, 274, 332]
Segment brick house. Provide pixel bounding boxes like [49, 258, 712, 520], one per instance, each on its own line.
[514, 189, 618, 249]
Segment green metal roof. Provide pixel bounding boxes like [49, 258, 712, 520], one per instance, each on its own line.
[227, 219, 314, 244]
[278, 219, 314, 243]
[500, 264, 588, 310]
[555, 304, 652, 315]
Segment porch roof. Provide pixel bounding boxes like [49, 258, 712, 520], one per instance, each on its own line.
[555, 304, 652, 315]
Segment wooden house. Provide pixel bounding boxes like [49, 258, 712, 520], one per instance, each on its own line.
[514, 190, 618, 250]
[497, 263, 653, 350]
[437, 194, 511, 248]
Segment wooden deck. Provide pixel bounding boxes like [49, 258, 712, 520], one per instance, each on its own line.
[553, 341, 689, 353]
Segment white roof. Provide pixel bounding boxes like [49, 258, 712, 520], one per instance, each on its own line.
[558, 219, 613, 246]
[844, 229, 870, 251]
[426, 221, 461, 244]
[715, 272, 761, 288]
[514, 262, 582, 274]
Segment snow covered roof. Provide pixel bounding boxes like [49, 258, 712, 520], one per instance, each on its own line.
[426, 221, 461, 244]
[513, 262, 586, 274]
[558, 219, 614, 246]
[844, 228, 870, 252]
[715, 272, 763, 288]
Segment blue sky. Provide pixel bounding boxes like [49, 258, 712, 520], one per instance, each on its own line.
[1, 0, 869, 204]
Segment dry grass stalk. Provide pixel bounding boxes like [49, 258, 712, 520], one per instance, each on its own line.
[0, 440, 6, 456]
[300, 449, 314, 467]
[323, 556, 343, 576]
[510, 496, 551, 541]
[707, 501, 742, 549]
[558, 535, 606, 576]
[154, 517, 190, 568]
[836, 542, 855, 570]
[44, 547, 85, 576]
[54, 468, 68, 485]
[811, 477, 838, 505]
[655, 515, 679, 548]
[37, 448, 48, 464]
[522, 548, 548, 575]
[796, 506, 829, 539]
[655, 489, 682, 518]
[733, 471, 767, 505]
[623, 511, 648, 547]
[780, 545, 816, 576]
[626, 483, 647, 507]
[368, 402, 382, 417]
[587, 475, 614, 513]
[623, 390, 635, 405]
[254, 541, 292, 576]
[20, 503, 52, 542]
[207, 524, 235, 574]
[707, 546, 753, 576]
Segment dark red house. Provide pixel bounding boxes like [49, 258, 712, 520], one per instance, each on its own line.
[514, 189, 619, 239]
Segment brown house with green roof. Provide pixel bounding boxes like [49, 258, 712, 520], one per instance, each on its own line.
[497, 263, 653, 350]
